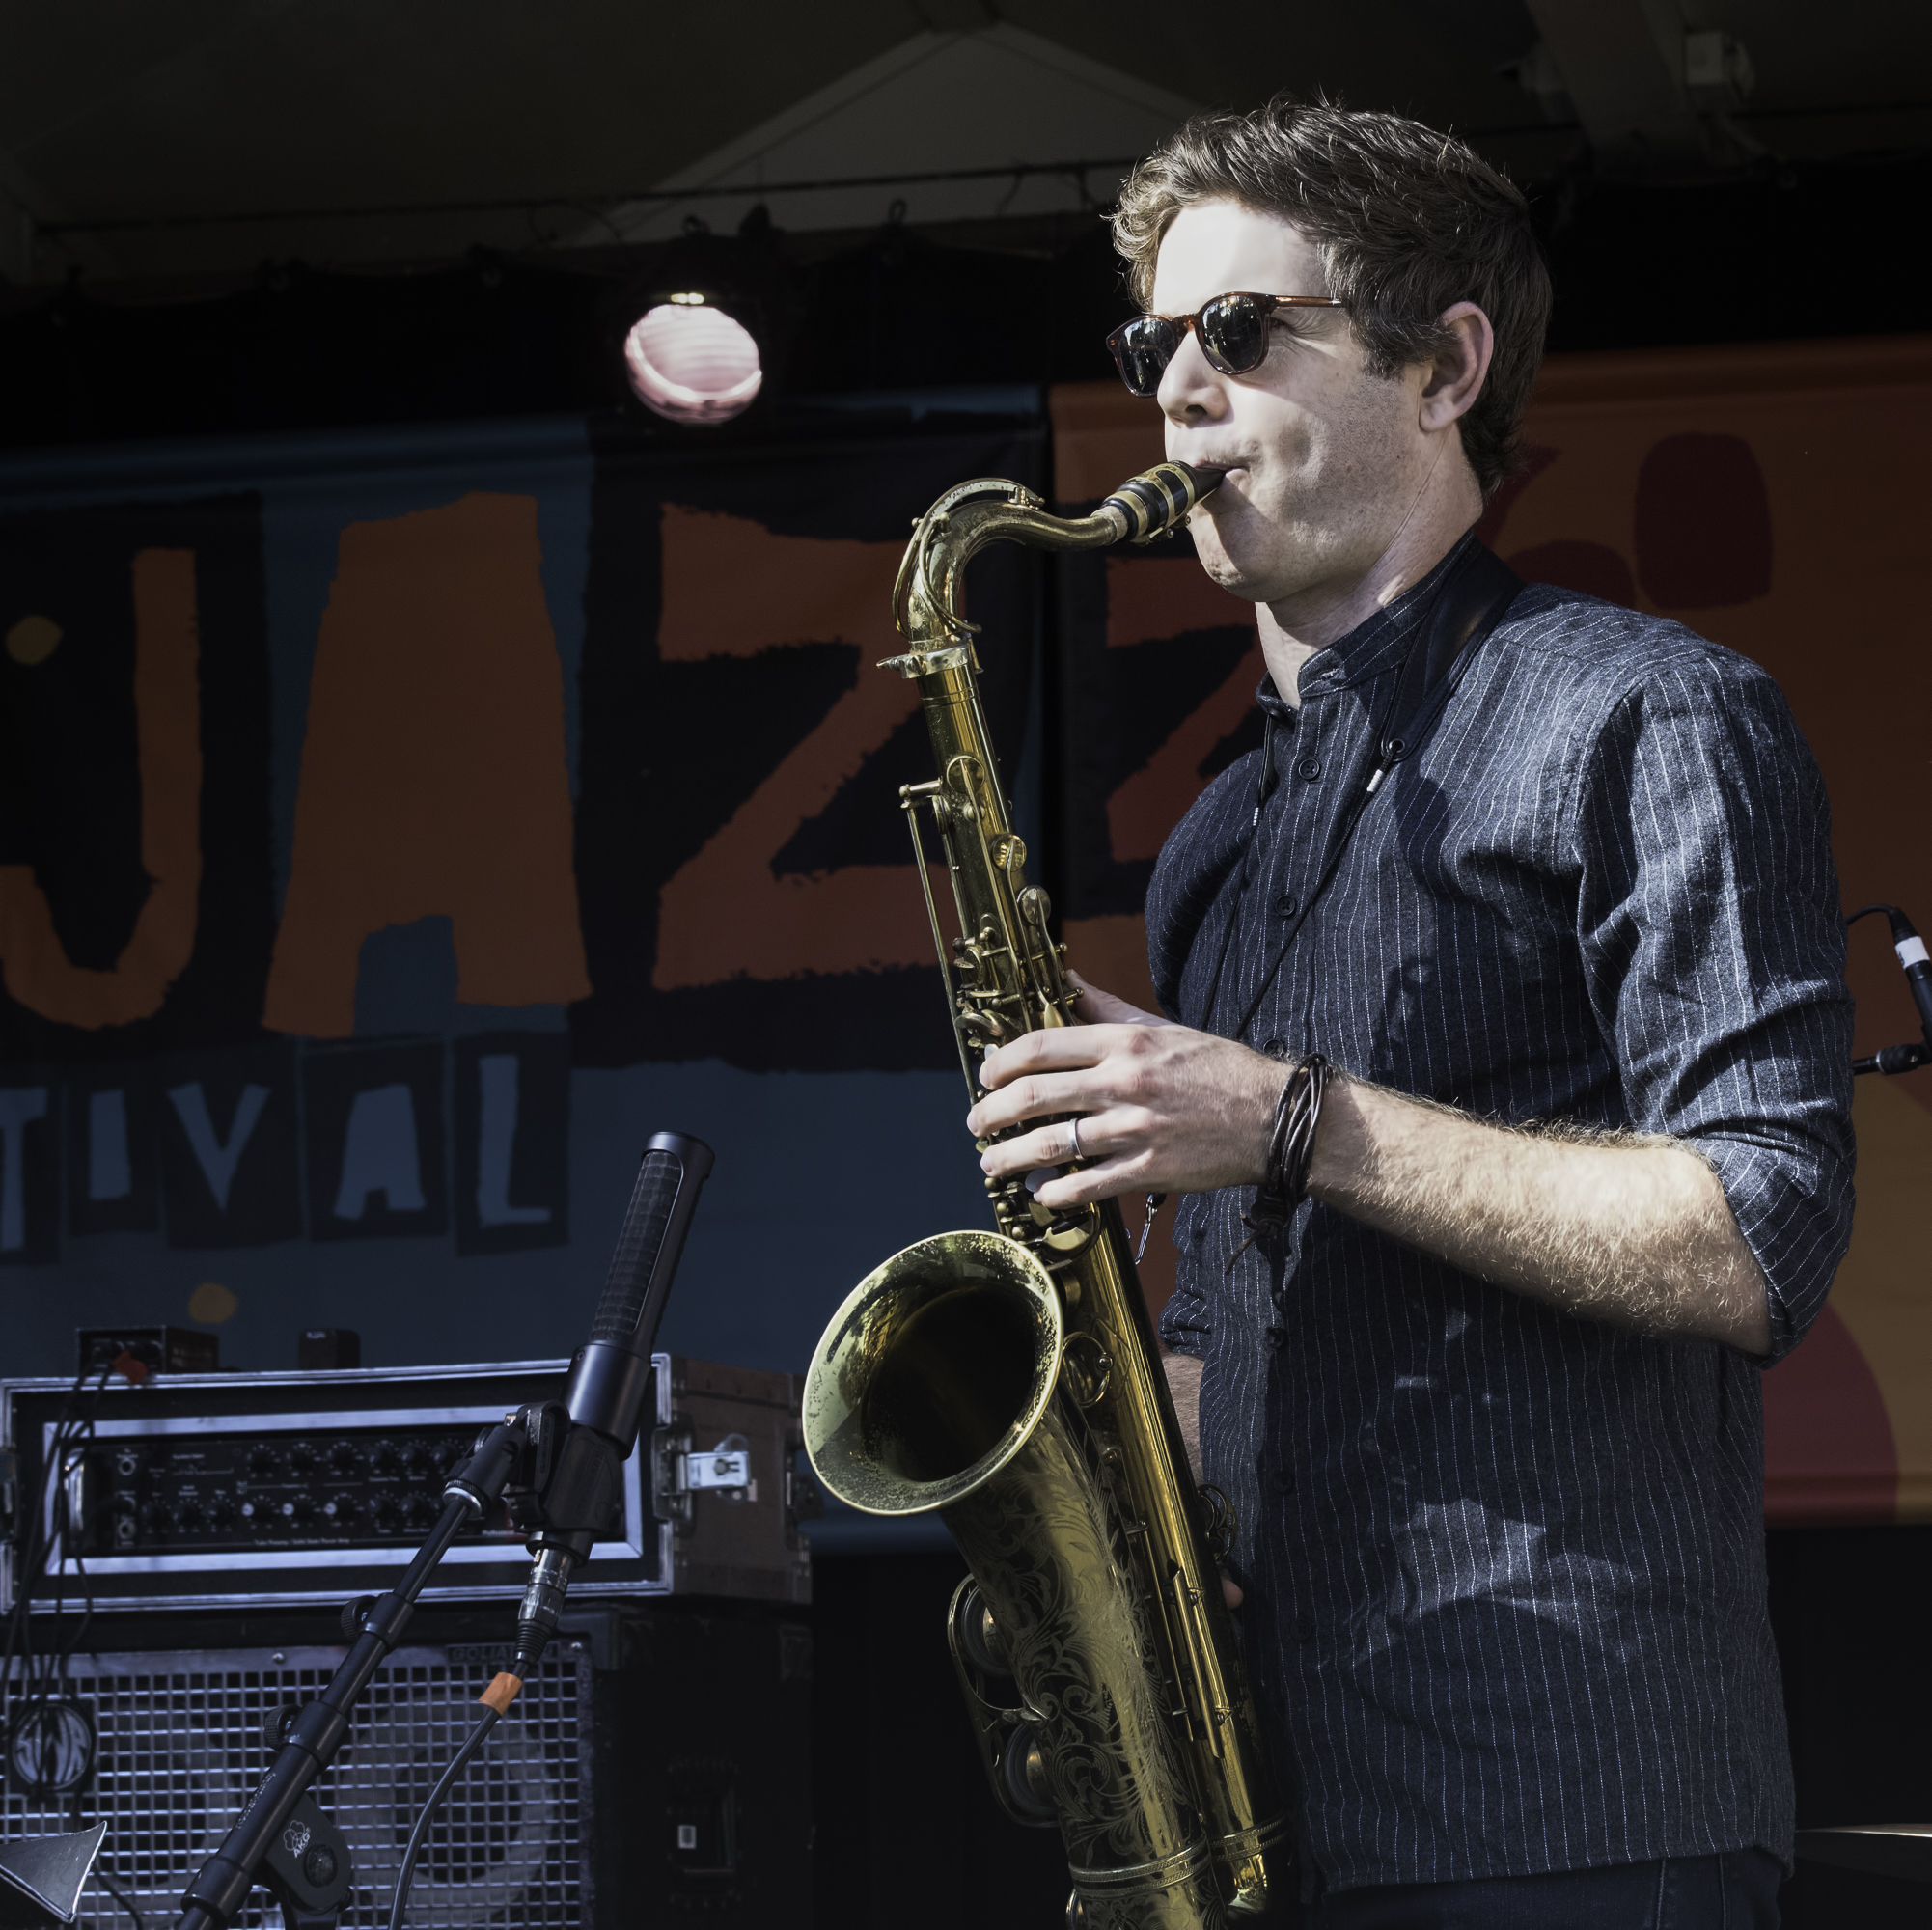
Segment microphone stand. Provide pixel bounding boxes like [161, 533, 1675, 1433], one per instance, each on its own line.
[173, 1129, 713, 1930]
[174, 1420, 526, 1930]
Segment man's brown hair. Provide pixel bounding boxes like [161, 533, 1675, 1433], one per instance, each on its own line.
[1113, 96, 1552, 497]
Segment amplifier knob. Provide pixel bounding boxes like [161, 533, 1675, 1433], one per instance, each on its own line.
[177, 1499, 204, 1531]
[402, 1493, 436, 1529]
[371, 1445, 400, 1478]
[329, 1443, 364, 1477]
[289, 1496, 317, 1527]
[289, 1444, 317, 1477]
[323, 1497, 358, 1528]
[403, 1445, 439, 1481]
[208, 1494, 235, 1529]
[247, 1447, 281, 1480]
[370, 1497, 399, 1532]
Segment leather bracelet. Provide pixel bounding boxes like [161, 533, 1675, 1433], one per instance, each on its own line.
[1228, 1052, 1333, 1272]
[1281, 1051, 1332, 1206]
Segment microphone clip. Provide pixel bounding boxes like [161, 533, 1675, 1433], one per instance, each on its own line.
[501, 1399, 626, 1544]
[501, 1400, 565, 1534]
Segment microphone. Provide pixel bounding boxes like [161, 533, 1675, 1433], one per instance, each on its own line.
[1881, 906, 1932, 1046]
[511, 1131, 713, 1676]
[1847, 903, 1932, 1077]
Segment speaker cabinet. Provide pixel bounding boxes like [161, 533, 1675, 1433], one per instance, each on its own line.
[1, 1601, 811, 1928]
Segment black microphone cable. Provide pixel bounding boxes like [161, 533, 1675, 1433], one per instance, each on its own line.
[3, 1361, 117, 1799]
[384, 1682, 514, 1930]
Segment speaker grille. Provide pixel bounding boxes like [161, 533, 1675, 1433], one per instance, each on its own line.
[3, 1642, 588, 1928]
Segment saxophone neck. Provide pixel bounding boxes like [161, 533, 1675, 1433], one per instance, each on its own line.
[888, 462, 1223, 659]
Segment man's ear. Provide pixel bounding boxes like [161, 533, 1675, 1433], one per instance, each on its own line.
[1420, 302, 1494, 431]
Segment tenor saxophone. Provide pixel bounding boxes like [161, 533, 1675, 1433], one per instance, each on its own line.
[802, 464, 1285, 1927]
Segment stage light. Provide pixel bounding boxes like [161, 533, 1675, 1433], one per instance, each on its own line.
[610, 207, 796, 429]
[622, 296, 763, 424]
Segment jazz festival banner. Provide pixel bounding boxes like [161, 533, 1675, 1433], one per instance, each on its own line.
[3, 333, 1927, 1530]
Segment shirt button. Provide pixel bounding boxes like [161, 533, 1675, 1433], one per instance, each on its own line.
[1296, 757, 1321, 781]
[1273, 894, 1299, 919]
[1269, 1469, 1296, 1495]
[1265, 1326, 1286, 1350]
[1262, 1035, 1283, 1055]
[1191, 1222, 1208, 1244]
[1294, 1613, 1316, 1643]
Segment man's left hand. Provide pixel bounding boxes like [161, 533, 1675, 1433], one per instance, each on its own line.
[966, 972, 1286, 1214]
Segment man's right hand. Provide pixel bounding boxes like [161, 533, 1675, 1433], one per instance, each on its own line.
[967, 971, 1288, 1213]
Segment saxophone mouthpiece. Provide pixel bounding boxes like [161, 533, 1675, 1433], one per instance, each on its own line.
[1102, 461, 1225, 545]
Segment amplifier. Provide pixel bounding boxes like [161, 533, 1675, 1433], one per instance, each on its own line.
[0, 1599, 813, 1928]
[1, 1357, 814, 1614]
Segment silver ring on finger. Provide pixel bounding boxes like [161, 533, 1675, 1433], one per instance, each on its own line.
[1066, 1117, 1085, 1162]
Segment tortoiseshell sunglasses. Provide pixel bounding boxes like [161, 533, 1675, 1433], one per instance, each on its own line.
[1106, 290, 1343, 397]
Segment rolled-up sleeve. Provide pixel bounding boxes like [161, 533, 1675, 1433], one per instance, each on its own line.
[1567, 650, 1856, 1361]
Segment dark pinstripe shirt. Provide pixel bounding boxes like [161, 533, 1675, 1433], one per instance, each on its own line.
[1149, 537, 1856, 1891]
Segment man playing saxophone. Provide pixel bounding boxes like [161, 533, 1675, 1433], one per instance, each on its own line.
[967, 96, 1853, 1928]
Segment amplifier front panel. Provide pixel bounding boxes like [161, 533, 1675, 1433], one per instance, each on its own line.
[1, 1363, 667, 1612]
[2, 1356, 811, 1613]
[71, 1417, 521, 1554]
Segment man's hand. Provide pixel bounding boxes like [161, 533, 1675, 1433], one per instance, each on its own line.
[967, 975, 1773, 1354]
[966, 972, 1287, 1214]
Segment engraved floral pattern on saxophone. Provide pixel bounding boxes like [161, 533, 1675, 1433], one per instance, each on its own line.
[948, 1406, 1202, 1871]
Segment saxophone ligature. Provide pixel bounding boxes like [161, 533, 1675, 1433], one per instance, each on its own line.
[802, 462, 1286, 1927]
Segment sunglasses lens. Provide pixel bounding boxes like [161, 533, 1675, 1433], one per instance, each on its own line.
[1110, 317, 1179, 397]
[1200, 294, 1271, 375]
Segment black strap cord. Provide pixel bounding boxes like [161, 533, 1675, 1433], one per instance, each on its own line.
[1203, 537, 1523, 1046]
[1197, 709, 1284, 1031]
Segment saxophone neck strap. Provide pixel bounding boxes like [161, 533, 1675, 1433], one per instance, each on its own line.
[1366, 536, 1523, 793]
[1216, 535, 1524, 1046]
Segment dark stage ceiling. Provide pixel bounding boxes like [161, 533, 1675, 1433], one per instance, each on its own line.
[3, 1, 1927, 287]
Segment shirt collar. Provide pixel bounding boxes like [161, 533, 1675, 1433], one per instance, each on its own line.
[1254, 530, 1479, 717]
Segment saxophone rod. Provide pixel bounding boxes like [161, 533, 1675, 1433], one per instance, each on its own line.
[900, 780, 980, 1106]
[890, 458, 1225, 1106]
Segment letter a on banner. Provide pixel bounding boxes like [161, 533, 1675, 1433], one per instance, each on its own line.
[334, 1086, 427, 1218]
[264, 493, 590, 1037]
[301, 1039, 447, 1240]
